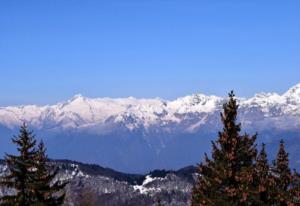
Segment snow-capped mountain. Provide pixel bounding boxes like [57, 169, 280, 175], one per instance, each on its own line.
[2, 84, 300, 131]
[0, 93, 222, 131]
[1, 84, 300, 173]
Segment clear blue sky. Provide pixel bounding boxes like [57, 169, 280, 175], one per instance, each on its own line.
[0, 1, 299, 106]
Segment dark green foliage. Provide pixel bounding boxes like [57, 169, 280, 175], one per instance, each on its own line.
[254, 143, 274, 205]
[271, 140, 296, 206]
[0, 123, 37, 206]
[0, 124, 66, 206]
[31, 141, 66, 206]
[191, 91, 257, 206]
[290, 170, 300, 205]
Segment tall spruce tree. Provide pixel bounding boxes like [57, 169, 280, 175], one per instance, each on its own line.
[191, 91, 257, 206]
[0, 123, 37, 206]
[31, 141, 66, 206]
[272, 140, 294, 206]
[254, 143, 274, 205]
[0, 124, 66, 206]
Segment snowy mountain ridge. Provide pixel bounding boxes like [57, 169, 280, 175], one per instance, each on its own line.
[1, 84, 300, 132]
[1, 84, 300, 173]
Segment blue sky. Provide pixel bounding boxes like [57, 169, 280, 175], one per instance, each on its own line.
[0, 1, 299, 106]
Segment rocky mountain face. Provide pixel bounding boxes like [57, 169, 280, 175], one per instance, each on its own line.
[1, 84, 300, 173]
[0, 160, 197, 206]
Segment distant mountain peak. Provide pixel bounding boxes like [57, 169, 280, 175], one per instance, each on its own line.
[284, 83, 300, 97]
[1, 84, 300, 173]
[69, 94, 87, 102]
[1, 84, 300, 131]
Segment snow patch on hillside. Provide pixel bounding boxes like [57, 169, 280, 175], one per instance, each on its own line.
[133, 175, 164, 194]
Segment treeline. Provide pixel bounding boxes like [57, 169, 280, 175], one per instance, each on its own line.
[0, 124, 66, 206]
[191, 92, 300, 206]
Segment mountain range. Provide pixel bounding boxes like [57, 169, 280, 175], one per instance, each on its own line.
[1, 84, 300, 173]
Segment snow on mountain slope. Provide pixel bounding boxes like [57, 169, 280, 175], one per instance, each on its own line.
[1, 84, 300, 132]
[1, 84, 300, 173]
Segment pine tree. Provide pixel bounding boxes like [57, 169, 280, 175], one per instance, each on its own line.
[272, 140, 294, 206]
[290, 169, 300, 205]
[0, 124, 66, 206]
[31, 141, 66, 206]
[0, 123, 37, 206]
[191, 91, 257, 206]
[254, 143, 273, 205]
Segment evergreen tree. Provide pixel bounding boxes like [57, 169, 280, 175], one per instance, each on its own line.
[191, 91, 257, 206]
[254, 143, 274, 205]
[0, 123, 37, 206]
[272, 140, 294, 206]
[31, 141, 66, 206]
[290, 169, 300, 205]
[0, 124, 66, 206]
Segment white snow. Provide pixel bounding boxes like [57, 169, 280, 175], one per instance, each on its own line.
[1, 84, 300, 131]
[58, 164, 90, 181]
[168, 94, 222, 114]
[133, 175, 163, 194]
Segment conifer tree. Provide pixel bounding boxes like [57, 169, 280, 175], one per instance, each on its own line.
[0, 123, 37, 206]
[272, 140, 294, 206]
[0, 124, 66, 206]
[31, 141, 66, 206]
[191, 91, 257, 206]
[254, 143, 273, 205]
[290, 170, 300, 205]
